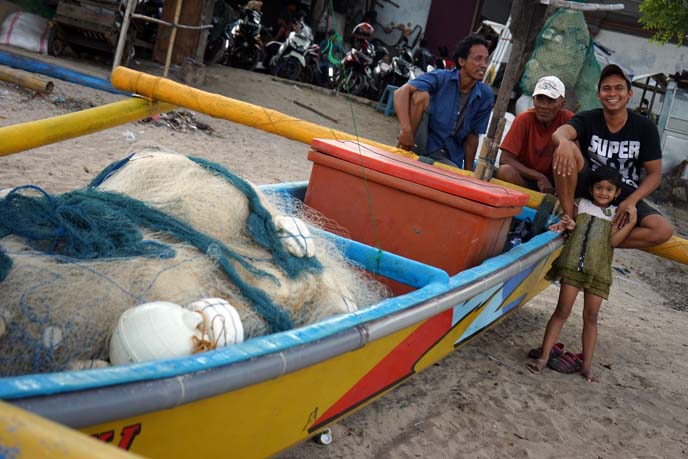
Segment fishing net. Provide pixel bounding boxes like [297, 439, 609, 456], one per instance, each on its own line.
[519, 8, 601, 112]
[0, 147, 390, 376]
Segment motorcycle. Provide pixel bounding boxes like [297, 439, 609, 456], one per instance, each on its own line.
[372, 45, 424, 99]
[268, 21, 314, 81]
[204, 1, 236, 65]
[221, 6, 264, 70]
[336, 42, 378, 97]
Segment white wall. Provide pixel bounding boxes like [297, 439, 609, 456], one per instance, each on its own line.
[595, 29, 688, 77]
[372, 0, 430, 48]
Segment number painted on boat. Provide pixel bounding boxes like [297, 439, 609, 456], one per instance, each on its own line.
[92, 423, 142, 450]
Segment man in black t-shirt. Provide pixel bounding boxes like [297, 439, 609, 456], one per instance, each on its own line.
[551, 64, 673, 249]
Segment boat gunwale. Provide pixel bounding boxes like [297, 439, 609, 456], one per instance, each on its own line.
[6, 228, 562, 428]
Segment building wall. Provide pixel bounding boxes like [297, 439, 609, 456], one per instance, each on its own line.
[370, 0, 480, 54]
[423, 0, 478, 55]
[372, 0, 430, 50]
[595, 29, 688, 77]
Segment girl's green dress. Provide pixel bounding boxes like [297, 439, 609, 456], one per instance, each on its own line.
[546, 199, 615, 299]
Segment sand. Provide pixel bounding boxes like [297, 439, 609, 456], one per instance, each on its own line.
[1, 51, 687, 459]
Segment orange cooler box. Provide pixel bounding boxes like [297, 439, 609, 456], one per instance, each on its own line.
[304, 139, 529, 277]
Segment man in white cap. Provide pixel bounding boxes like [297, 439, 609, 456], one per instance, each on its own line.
[495, 75, 573, 193]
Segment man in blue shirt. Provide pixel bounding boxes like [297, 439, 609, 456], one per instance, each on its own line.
[394, 35, 493, 170]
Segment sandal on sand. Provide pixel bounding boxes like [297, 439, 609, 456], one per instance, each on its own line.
[527, 342, 565, 360]
[548, 351, 582, 374]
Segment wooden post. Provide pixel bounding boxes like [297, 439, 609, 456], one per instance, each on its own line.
[474, 0, 549, 181]
[163, 0, 185, 77]
[112, 0, 136, 73]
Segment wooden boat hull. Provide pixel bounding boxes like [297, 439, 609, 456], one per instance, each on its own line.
[2, 183, 562, 457]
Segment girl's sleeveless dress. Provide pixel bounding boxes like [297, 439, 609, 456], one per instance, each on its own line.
[545, 199, 616, 299]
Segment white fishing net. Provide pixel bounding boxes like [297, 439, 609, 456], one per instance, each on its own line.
[0, 147, 390, 376]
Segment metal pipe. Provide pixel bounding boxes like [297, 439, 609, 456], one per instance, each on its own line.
[0, 50, 126, 95]
[130, 13, 213, 30]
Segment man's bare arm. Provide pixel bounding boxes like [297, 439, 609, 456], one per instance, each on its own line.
[612, 159, 662, 228]
[393, 83, 418, 150]
[464, 133, 478, 171]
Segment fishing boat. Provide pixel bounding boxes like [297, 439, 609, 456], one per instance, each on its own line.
[0, 68, 686, 459]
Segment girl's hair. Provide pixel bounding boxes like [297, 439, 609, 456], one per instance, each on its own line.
[592, 166, 622, 188]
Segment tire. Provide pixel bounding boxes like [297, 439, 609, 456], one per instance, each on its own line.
[338, 72, 366, 97]
[232, 46, 260, 71]
[300, 64, 316, 85]
[274, 56, 303, 81]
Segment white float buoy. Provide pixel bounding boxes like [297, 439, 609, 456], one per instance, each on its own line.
[109, 301, 203, 365]
[42, 326, 63, 350]
[186, 298, 244, 347]
[274, 215, 315, 257]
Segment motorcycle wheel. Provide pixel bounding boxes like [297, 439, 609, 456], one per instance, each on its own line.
[274, 56, 303, 81]
[300, 64, 317, 85]
[232, 46, 260, 71]
[337, 72, 366, 97]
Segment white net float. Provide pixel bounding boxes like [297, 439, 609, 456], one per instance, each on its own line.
[186, 297, 244, 348]
[109, 301, 203, 365]
[274, 215, 315, 258]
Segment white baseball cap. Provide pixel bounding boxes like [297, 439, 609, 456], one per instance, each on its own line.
[532, 76, 566, 99]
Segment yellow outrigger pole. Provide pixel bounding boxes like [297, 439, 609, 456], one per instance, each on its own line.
[0, 97, 175, 157]
[0, 401, 145, 458]
[108, 67, 687, 265]
[0, 67, 684, 264]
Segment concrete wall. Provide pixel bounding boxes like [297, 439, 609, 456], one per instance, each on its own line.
[595, 29, 688, 77]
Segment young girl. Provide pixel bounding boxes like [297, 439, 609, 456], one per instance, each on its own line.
[528, 166, 637, 381]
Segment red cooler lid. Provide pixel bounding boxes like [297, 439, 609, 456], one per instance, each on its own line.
[310, 139, 529, 208]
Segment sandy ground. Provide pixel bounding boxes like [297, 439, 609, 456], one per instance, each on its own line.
[1, 50, 688, 459]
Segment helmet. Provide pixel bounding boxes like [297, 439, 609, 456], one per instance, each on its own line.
[352, 22, 374, 41]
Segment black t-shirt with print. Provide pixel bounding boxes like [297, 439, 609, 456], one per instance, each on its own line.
[568, 108, 661, 189]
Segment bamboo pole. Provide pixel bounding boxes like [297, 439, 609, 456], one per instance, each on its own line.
[540, 0, 624, 11]
[0, 66, 53, 93]
[112, 0, 136, 72]
[0, 98, 175, 157]
[163, 0, 184, 78]
[3, 67, 684, 264]
[110, 66, 420, 160]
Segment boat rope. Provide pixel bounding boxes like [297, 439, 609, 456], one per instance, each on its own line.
[327, 0, 385, 273]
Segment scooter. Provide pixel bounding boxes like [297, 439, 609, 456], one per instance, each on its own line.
[222, 6, 264, 70]
[269, 22, 314, 81]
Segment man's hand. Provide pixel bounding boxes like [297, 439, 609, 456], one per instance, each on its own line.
[613, 198, 638, 230]
[536, 175, 554, 194]
[397, 129, 415, 151]
[552, 139, 579, 177]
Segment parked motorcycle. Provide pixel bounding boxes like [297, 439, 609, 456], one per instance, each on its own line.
[212, 6, 264, 70]
[204, 1, 236, 65]
[267, 19, 315, 81]
[371, 45, 426, 100]
[335, 22, 378, 97]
